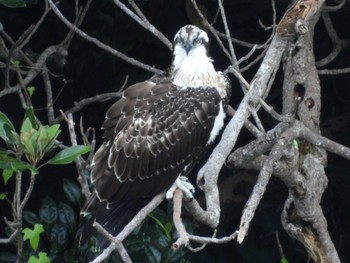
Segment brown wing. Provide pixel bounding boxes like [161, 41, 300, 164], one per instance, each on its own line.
[89, 78, 222, 207]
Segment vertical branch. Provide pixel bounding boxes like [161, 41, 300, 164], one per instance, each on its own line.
[60, 111, 91, 199]
[42, 64, 55, 124]
[217, 0, 238, 68]
[14, 172, 23, 263]
[193, 35, 287, 228]
[278, 1, 341, 262]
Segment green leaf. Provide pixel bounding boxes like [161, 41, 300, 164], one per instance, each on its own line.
[0, 153, 38, 174]
[2, 170, 13, 184]
[62, 178, 82, 206]
[49, 223, 68, 253]
[39, 124, 60, 155]
[39, 197, 57, 227]
[20, 116, 33, 134]
[28, 252, 50, 263]
[0, 111, 15, 145]
[22, 224, 44, 251]
[48, 145, 91, 165]
[148, 213, 171, 241]
[27, 86, 35, 97]
[58, 202, 76, 234]
[23, 107, 37, 129]
[281, 257, 289, 263]
[0, 0, 26, 8]
[0, 193, 7, 200]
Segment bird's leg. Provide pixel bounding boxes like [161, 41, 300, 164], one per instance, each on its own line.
[166, 176, 195, 200]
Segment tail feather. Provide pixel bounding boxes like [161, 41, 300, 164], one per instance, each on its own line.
[79, 196, 152, 250]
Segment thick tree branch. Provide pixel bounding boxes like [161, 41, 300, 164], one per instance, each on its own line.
[194, 33, 288, 229]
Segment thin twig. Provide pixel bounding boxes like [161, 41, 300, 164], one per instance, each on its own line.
[54, 92, 122, 123]
[317, 67, 350, 75]
[91, 192, 165, 263]
[0, 45, 60, 98]
[237, 131, 289, 243]
[217, 0, 238, 68]
[60, 111, 91, 199]
[93, 223, 132, 263]
[4, 25, 35, 89]
[322, 0, 345, 12]
[188, 231, 237, 244]
[17, 1, 51, 50]
[226, 105, 263, 138]
[47, 0, 163, 75]
[190, 0, 233, 64]
[0, 229, 19, 244]
[316, 11, 350, 67]
[275, 232, 286, 259]
[125, 0, 172, 49]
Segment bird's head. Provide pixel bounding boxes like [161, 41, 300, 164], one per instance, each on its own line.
[172, 25, 210, 70]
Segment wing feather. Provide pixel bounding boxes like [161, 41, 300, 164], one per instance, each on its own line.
[90, 79, 225, 205]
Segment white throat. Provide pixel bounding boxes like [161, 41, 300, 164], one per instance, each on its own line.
[172, 45, 217, 88]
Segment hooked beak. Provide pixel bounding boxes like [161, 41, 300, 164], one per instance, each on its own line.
[184, 43, 193, 54]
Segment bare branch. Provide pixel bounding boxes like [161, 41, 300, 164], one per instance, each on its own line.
[54, 92, 122, 123]
[237, 131, 289, 243]
[0, 229, 19, 244]
[188, 231, 237, 244]
[172, 189, 189, 250]
[195, 34, 288, 229]
[226, 105, 263, 138]
[42, 64, 55, 124]
[93, 223, 132, 263]
[17, 1, 51, 50]
[113, 0, 172, 50]
[217, 0, 238, 67]
[60, 111, 91, 199]
[317, 67, 350, 75]
[0, 45, 60, 98]
[190, 0, 234, 64]
[47, 0, 163, 75]
[227, 122, 290, 167]
[316, 11, 350, 67]
[91, 192, 165, 263]
[322, 0, 346, 12]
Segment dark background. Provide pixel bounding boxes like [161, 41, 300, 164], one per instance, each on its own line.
[1, 0, 350, 262]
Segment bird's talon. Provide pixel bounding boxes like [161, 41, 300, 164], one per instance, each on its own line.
[166, 176, 195, 200]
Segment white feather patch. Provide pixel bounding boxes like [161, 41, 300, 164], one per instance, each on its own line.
[208, 101, 225, 144]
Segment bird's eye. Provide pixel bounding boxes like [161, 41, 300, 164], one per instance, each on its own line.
[194, 37, 202, 45]
[174, 35, 183, 44]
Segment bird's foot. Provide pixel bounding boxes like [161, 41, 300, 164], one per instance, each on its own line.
[166, 176, 195, 200]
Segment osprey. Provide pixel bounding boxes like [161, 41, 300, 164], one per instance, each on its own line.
[80, 25, 230, 248]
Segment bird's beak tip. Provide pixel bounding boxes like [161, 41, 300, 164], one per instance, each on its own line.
[184, 43, 192, 54]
